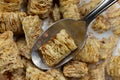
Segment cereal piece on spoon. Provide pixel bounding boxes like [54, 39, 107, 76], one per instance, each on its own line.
[40, 29, 77, 66]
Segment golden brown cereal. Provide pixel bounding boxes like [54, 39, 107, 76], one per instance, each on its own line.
[50, 5, 61, 21]
[107, 8, 120, 18]
[0, 12, 26, 35]
[11, 68, 26, 80]
[74, 36, 100, 63]
[22, 15, 43, 49]
[60, 0, 80, 20]
[89, 64, 106, 80]
[109, 17, 120, 36]
[0, 31, 23, 73]
[63, 61, 88, 78]
[0, 0, 23, 12]
[92, 15, 110, 33]
[40, 29, 77, 66]
[16, 38, 31, 59]
[107, 4, 118, 13]
[46, 69, 66, 80]
[26, 66, 54, 80]
[79, 0, 101, 17]
[27, 0, 53, 19]
[99, 36, 118, 59]
[107, 56, 120, 77]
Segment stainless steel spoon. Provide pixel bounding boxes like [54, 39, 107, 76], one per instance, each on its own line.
[31, 0, 118, 70]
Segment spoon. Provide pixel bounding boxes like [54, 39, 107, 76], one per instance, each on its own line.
[31, 0, 118, 70]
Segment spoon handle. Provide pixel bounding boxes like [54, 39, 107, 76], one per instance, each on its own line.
[83, 0, 118, 24]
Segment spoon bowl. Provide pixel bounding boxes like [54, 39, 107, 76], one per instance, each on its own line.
[31, 0, 118, 70]
[31, 19, 87, 70]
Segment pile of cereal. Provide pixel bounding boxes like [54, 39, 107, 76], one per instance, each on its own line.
[0, 0, 120, 80]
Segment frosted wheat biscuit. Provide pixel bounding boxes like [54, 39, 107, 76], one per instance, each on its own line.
[92, 15, 110, 33]
[0, 31, 23, 73]
[79, 0, 101, 17]
[0, 0, 23, 12]
[109, 18, 120, 36]
[47, 69, 66, 80]
[50, 5, 61, 21]
[27, 0, 52, 19]
[22, 15, 43, 49]
[40, 38, 71, 66]
[16, 38, 31, 59]
[107, 56, 120, 77]
[99, 36, 118, 59]
[63, 61, 88, 78]
[60, 0, 80, 20]
[56, 29, 77, 50]
[106, 6, 120, 18]
[0, 12, 26, 35]
[40, 29, 77, 66]
[89, 64, 106, 80]
[74, 36, 100, 63]
[26, 66, 54, 80]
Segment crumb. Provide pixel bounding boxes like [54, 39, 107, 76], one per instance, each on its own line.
[50, 4, 61, 21]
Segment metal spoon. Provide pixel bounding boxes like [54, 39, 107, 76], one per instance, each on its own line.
[31, 0, 118, 70]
